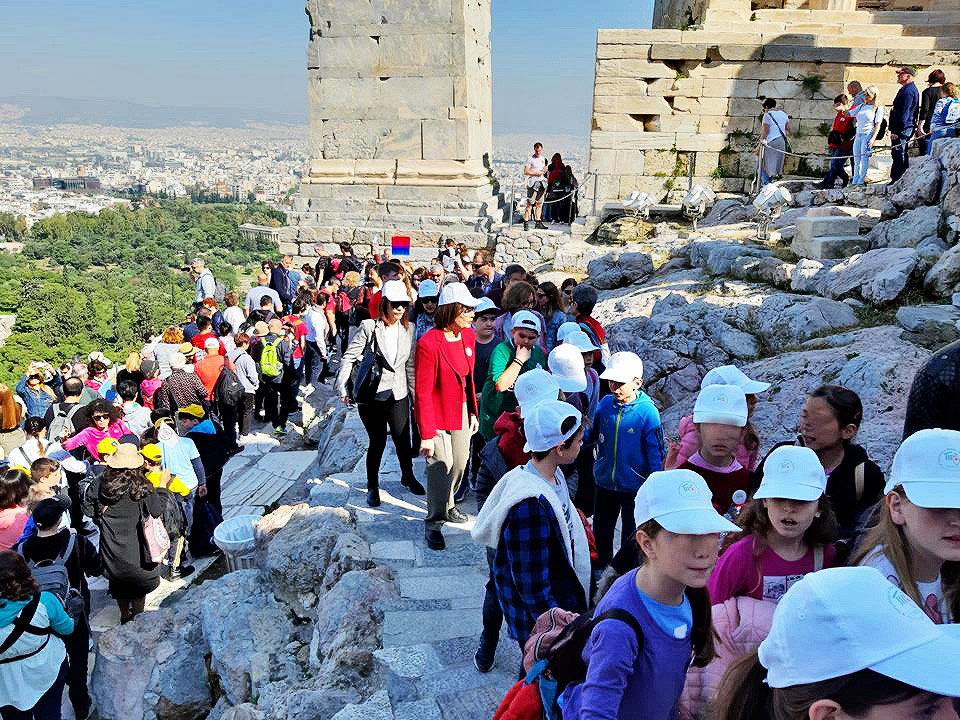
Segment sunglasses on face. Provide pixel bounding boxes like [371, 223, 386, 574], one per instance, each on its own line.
[93, 414, 109, 421]
[472, 262, 486, 269]
[536, 292, 547, 299]
[391, 301, 410, 310]
[422, 297, 438, 304]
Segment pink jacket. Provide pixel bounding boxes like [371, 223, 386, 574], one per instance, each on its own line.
[669, 414, 759, 471]
[679, 595, 777, 720]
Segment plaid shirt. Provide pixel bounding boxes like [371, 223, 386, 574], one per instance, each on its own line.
[156, 369, 208, 412]
[903, 339, 960, 439]
[493, 496, 588, 643]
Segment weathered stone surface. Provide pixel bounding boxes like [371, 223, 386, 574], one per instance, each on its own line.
[916, 236, 948, 271]
[586, 251, 655, 289]
[924, 244, 960, 297]
[200, 571, 297, 706]
[897, 304, 960, 349]
[890, 154, 942, 210]
[790, 259, 834, 294]
[822, 248, 919, 305]
[754, 294, 858, 347]
[91, 600, 212, 720]
[700, 198, 757, 226]
[868, 205, 940, 249]
[263, 504, 374, 615]
[310, 567, 399, 688]
[220, 706, 265, 720]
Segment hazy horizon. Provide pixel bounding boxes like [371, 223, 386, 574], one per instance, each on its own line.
[0, 1, 654, 136]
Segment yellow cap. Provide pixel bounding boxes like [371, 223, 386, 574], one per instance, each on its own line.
[97, 437, 120, 457]
[140, 443, 163, 462]
[177, 404, 205, 418]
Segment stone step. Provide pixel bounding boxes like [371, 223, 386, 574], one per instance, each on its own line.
[792, 234, 869, 260]
[795, 215, 860, 240]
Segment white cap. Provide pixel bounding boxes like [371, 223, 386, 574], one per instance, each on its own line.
[753, 445, 827, 502]
[522, 400, 582, 453]
[515, 369, 560, 416]
[203, 337, 220, 351]
[438, 282, 481, 308]
[564, 330, 599, 353]
[381, 280, 410, 304]
[693, 384, 748, 427]
[701, 365, 770, 395]
[885, 428, 960, 506]
[548, 344, 587, 393]
[511, 310, 541, 335]
[758, 566, 960, 693]
[417, 279, 439, 299]
[556, 321, 581, 345]
[474, 297, 498, 315]
[88, 351, 112, 367]
[634, 469, 740, 534]
[170, 353, 187, 370]
[599, 351, 644, 384]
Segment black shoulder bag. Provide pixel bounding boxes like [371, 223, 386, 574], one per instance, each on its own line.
[349, 325, 384, 404]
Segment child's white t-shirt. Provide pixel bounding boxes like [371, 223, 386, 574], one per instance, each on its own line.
[860, 547, 952, 624]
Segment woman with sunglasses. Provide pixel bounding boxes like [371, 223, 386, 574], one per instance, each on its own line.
[61, 399, 131, 462]
[560, 278, 578, 314]
[336, 281, 424, 507]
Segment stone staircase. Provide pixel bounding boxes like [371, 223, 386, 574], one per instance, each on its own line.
[792, 213, 868, 259]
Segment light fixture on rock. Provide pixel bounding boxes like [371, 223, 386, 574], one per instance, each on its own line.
[752, 184, 792, 241]
[682, 185, 715, 230]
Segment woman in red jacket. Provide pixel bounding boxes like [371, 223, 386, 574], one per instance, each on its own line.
[415, 283, 481, 550]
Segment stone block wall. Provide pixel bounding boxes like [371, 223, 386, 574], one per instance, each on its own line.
[584, 9, 960, 214]
[493, 229, 561, 270]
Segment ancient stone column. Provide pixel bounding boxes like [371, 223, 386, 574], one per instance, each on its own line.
[289, 0, 501, 262]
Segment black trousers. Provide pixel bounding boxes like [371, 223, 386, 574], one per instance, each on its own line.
[219, 402, 240, 450]
[594, 486, 638, 567]
[481, 546, 503, 647]
[239, 393, 255, 436]
[356, 394, 415, 490]
[890, 131, 914, 182]
[65, 613, 91, 719]
[573, 449, 596, 516]
[262, 381, 286, 429]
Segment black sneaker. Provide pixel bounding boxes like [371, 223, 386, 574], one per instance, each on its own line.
[535, 220, 547, 230]
[446, 507, 469, 524]
[474, 638, 496, 673]
[401, 475, 426, 496]
[523, 221, 529, 231]
[425, 528, 445, 550]
[367, 488, 381, 507]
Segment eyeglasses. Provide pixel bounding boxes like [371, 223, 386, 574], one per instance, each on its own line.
[522, 298, 536, 308]
[391, 301, 410, 310]
[535, 292, 547, 299]
[472, 262, 487, 269]
[93, 414, 109, 421]
[422, 297, 438, 304]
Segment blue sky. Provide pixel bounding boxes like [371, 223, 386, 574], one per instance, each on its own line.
[0, 1, 654, 136]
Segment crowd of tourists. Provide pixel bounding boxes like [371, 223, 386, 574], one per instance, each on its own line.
[761, 65, 959, 188]
[3, 242, 960, 719]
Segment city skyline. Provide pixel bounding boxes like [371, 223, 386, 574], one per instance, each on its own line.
[0, 0, 655, 137]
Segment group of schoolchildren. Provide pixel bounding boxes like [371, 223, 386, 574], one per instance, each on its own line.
[469, 347, 960, 719]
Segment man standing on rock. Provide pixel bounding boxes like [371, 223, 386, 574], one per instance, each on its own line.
[903, 339, 960, 438]
[522, 142, 548, 232]
[890, 66, 920, 183]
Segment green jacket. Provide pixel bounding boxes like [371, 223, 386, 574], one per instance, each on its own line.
[478, 341, 548, 440]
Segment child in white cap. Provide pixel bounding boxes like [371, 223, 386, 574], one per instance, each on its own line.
[561, 330, 602, 517]
[710, 445, 838, 604]
[667, 365, 768, 472]
[472, 369, 561, 672]
[472, 401, 590, 663]
[466, 296, 500, 492]
[563, 469, 739, 720]
[714, 566, 960, 720]
[677, 384, 750, 515]
[852, 428, 960, 624]
[586, 351, 665, 567]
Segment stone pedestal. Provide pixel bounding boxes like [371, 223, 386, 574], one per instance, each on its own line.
[290, 0, 502, 259]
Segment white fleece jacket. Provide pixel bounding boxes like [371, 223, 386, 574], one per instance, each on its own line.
[471, 463, 591, 600]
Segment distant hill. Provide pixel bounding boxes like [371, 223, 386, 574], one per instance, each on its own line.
[0, 95, 306, 128]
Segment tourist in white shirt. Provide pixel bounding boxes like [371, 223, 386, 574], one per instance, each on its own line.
[760, 98, 791, 185]
[522, 142, 548, 232]
[852, 86, 884, 186]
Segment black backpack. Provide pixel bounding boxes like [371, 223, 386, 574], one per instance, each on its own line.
[17, 530, 86, 621]
[214, 362, 244, 409]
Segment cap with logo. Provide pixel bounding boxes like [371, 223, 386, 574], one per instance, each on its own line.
[32, 497, 69, 530]
[758, 566, 960, 693]
[700, 365, 770, 395]
[511, 310, 541, 335]
[753, 445, 827, 502]
[417, 279, 439, 300]
[438, 282, 481, 308]
[564, 330, 599, 353]
[547, 344, 587, 393]
[885, 428, 960, 507]
[693, 384, 748, 427]
[634, 469, 740, 534]
[96, 437, 120, 458]
[556, 322, 582, 345]
[515, 369, 561, 416]
[522, 400, 583, 453]
[141, 443, 164, 463]
[381, 280, 410, 304]
[599, 351, 644, 384]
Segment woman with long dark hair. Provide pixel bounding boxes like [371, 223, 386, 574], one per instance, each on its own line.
[61, 398, 130, 462]
[535, 281, 572, 352]
[0, 551, 74, 719]
[415, 283, 481, 550]
[0, 470, 30, 552]
[336, 280, 424, 507]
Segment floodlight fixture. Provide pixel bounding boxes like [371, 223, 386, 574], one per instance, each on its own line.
[682, 185, 715, 230]
[624, 190, 654, 220]
[752, 184, 793, 241]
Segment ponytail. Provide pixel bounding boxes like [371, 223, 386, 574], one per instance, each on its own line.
[686, 585, 716, 668]
[714, 651, 772, 720]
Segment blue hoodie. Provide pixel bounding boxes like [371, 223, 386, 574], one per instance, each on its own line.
[586, 392, 664, 492]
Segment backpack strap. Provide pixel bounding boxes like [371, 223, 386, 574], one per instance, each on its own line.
[0, 594, 49, 658]
[591, 608, 644, 650]
[814, 544, 824, 572]
[58, 529, 76, 566]
[854, 462, 865, 505]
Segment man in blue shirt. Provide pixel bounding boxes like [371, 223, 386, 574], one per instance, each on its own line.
[890, 66, 920, 183]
